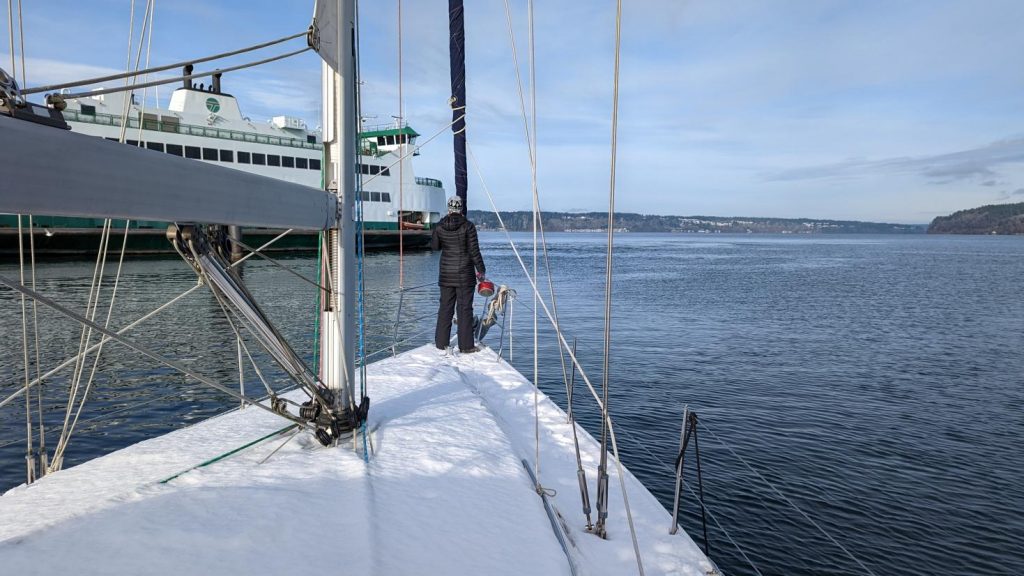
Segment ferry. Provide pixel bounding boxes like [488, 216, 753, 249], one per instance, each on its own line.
[0, 71, 447, 256]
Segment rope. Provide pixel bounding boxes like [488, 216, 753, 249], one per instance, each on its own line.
[699, 422, 879, 576]
[52, 220, 112, 472]
[50, 0, 151, 461]
[158, 424, 298, 484]
[60, 47, 312, 101]
[21, 30, 308, 95]
[52, 221, 133, 468]
[17, 215, 34, 483]
[28, 216, 45, 472]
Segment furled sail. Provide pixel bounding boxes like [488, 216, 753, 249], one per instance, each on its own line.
[449, 0, 468, 212]
[310, 0, 342, 72]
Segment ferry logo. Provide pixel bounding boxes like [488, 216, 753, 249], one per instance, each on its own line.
[206, 97, 220, 113]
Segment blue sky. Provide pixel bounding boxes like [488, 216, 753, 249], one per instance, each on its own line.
[6, 0, 1024, 223]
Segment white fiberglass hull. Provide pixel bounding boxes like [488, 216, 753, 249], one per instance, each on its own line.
[0, 345, 713, 575]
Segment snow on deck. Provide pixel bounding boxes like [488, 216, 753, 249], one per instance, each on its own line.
[0, 345, 714, 575]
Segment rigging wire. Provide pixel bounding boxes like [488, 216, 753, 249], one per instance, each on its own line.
[59, 47, 312, 101]
[527, 0, 541, 486]
[21, 30, 308, 95]
[699, 422, 879, 576]
[0, 229, 296, 411]
[15, 0, 24, 86]
[136, 0, 158, 145]
[468, 143, 644, 571]
[354, 0, 370, 459]
[397, 0, 405, 288]
[0, 275, 315, 430]
[500, 0, 571, 442]
[613, 425, 765, 576]
[6, 0, 14, 81]
[598, 4, 645, 572]
[226, 236, 329, 291]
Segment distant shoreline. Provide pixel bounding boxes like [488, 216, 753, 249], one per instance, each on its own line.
[469, 210, 926, 235]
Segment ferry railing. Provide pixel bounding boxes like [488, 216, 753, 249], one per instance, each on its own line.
[63, 110, 324, 151]
[414, 177, 443, 188]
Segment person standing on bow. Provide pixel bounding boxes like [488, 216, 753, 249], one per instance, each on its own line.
[431, 195, 486, 354]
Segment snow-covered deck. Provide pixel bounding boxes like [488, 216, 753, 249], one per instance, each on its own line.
[0, 345, 713, 575]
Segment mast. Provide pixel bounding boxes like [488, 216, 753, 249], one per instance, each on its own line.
[319, 0, 357, 419]
[448, 0, 468, 214]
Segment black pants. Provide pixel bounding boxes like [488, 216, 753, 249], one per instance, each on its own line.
[435, 284, 475, 351]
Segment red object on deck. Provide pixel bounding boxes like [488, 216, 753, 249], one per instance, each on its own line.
[477, 280, 495, 297]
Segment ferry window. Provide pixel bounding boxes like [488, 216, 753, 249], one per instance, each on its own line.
[146, 142, 164, 153]
[220, 150, 234, 162]
[296, 157, 308, 169]
[370, 165, 381, 175]
[386, 135, 395, 146]
[361, 191, 371, 201]
[237, 151, 251, 164]
[268, 154, 281, 167]
[307, 135, 316, 144]
[371, 192, 381, 202]
[185, 146, 201, 159]
[81, 104, 96, 116]
[381, 193, 391, 202]
[166, 144, 183, 156]
[309, 158, 322, 170]
[377, 136, 386, 146]
[381, 167, 390, 176]
[127, 139, 140, 147]
[252, 153, 266, 166]
[282, 156, 294, 168]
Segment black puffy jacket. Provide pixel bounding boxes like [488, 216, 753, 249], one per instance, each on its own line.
[430, 213, 485, 287]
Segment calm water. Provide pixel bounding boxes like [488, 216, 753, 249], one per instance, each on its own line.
[1, 233, 1022, 576]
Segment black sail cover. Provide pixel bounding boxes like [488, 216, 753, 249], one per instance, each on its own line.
[449, 0, 468, 214]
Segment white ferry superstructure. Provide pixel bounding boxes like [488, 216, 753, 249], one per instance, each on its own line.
[0, 73, 446, 253]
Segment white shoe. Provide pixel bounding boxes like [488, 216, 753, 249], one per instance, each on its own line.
[435, 346, 449, 357]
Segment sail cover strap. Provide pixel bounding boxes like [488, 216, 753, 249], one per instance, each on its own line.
[449, 0, 468, 213]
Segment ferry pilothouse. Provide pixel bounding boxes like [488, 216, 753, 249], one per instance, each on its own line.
[0, 69, 447, 255]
